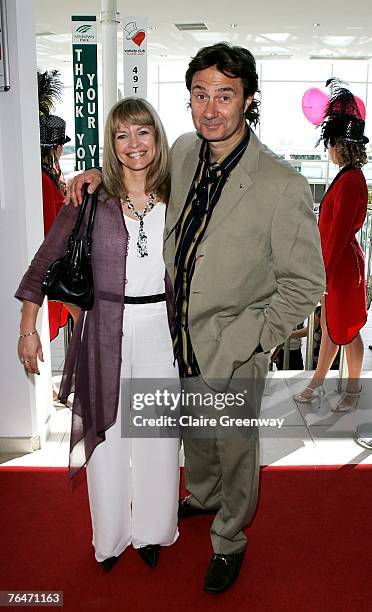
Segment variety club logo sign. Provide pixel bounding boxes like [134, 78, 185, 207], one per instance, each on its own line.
[124, 21, 146, 47]
[123, 17, 148, 98]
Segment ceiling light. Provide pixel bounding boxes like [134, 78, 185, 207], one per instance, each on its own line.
[321, 35, 354, 47]
[191, 32, 227, 42]
[255, 54, 292, 60]
[36, 31, 55, 37]
[310, 54, 371, 60]
[174, 22, 208, 31]
[261, 33, 291, 43]
[259, 45, 291, 54]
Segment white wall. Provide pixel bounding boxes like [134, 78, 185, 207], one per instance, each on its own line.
[0, 0, 53, 450]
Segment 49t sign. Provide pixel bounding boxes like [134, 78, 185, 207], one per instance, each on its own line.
[123, 17, 148, 98]
[71, 16, 99, 170]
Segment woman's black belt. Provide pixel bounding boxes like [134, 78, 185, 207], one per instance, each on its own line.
[124, 293, 166, 304]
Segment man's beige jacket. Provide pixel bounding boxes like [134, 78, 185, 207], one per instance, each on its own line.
[164, 130, 325, 382]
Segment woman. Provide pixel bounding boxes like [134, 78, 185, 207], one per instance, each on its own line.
[15, 98, 180, 570]
[40, 114, 80, 341]
[295, 80, 368, 411]
[38, 69, 80, 343]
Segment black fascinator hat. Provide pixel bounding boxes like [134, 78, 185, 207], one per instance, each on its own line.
[316, 78, 369, 148]
[37, 70, 70, 148]
[39, 114, 71, 148]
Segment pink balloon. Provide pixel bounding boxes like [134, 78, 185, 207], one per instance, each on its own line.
[302, 89, 367, 124]
[355, 97, 366, 120]
[302, 88, 329, 125]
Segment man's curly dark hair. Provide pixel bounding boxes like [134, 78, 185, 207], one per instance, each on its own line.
[185, 42, 260, 126]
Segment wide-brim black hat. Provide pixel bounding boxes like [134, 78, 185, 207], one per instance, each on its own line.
[317, 79, 369, 147]
[40, 114, 71, 148]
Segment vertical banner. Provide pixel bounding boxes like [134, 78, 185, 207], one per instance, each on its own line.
[123, 17, 148, 98]
[72, 16, 99, 171]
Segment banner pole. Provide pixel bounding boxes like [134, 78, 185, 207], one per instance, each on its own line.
[100, 0, 119, 124]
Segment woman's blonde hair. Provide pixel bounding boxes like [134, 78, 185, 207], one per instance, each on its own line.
[103, 97, 170, 202]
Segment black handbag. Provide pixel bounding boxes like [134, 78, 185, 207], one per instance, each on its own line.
[42, 184, 98, 310]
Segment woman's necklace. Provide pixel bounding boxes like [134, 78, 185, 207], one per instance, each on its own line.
[121, 192, 157, 257]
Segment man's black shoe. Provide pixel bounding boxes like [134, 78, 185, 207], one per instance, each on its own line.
[178, 496, 216, 518]
[204, 551, 246, 594]
[101, 553, 122, 572]
[138, 544, 160, 568]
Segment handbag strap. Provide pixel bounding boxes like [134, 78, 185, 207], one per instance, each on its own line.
[68, 183, 98, 254]
[86, 191, 98, 254]
[70, 183, 90, 240]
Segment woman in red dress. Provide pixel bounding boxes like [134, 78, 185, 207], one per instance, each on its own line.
[39, 114, 80, 341]
[295, 80, 369, 411]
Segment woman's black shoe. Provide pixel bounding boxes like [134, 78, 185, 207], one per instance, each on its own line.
[138, 545, 160, 568]
[101, 554, 122, 572]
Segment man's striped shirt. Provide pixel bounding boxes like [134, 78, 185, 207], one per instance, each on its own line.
[174, 128, 251, 376]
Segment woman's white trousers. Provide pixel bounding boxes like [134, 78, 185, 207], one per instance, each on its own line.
[86, 302, 180, 562]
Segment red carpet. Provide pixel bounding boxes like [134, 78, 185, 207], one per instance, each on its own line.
[0, 465, 371, 611]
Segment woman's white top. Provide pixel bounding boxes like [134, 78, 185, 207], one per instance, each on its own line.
[123, 202, 166, 297]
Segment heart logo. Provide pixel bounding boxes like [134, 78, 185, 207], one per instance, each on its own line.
[132, 30, 145, 47]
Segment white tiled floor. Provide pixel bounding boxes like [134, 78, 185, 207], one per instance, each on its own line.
[2, 318, 372, 468]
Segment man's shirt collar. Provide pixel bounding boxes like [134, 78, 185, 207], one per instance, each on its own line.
[199, 125, 251, 174]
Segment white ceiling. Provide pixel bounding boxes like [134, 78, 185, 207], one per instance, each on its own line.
[35, 0, 372, 71]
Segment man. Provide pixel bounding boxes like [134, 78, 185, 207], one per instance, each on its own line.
[67, 42, 325, 593]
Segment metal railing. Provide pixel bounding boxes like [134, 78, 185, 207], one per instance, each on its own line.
[63, 315, 74, 353]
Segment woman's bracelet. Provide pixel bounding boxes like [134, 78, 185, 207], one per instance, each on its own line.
[19, 330, 38, 338]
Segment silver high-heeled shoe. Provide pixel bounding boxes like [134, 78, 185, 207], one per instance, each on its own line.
[331, 388, 362, 412]
[293, 385, 326, 403]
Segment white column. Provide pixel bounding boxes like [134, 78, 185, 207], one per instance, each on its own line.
[100, 0, 120, 124]
[0, 0, 53, 453]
